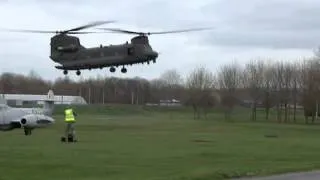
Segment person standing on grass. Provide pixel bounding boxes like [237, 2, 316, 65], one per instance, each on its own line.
[64, 105, 77, 142]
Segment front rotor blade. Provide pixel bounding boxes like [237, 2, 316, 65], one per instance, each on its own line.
[0, 28, 59, 34]
[65, 21, 116, 33]
[0, 29, 105, 34]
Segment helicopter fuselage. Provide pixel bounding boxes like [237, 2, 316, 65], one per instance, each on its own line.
[50, 34, 158, 75]
[53, 44, 158, 70]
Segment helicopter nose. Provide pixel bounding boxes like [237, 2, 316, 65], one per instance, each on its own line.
[154, 51, 159, 58]
[148, 51, 158, 59]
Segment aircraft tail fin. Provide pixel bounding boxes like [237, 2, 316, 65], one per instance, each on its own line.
[43, 90, 55, 116]
[0, 94, 6, 104]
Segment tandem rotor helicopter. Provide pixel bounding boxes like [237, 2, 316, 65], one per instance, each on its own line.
[1, 21, 212, 76]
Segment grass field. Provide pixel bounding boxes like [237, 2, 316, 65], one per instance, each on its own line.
[1, 105, 320, 180]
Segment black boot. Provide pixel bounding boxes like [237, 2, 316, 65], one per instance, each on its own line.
[67, 134, 74, 142]
[61, 136, 66, 142]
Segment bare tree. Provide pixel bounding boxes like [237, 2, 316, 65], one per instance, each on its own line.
[159, 69, 183, 101]
[149, 78, 167, 103]
[301, 58, 320, 123]
[271, 61, 286, 123]
[291, 62, 300, 122]
[242, 59, 265, 121]
[296, 59, 311, 123]
[283, 62, 294, 123]
[217, 61, 242, 92]
[28, 69, 41, 80]
[185, 65, 218, 119]
[160, 69, 183, 86]
[217, 61, 242, 120]
[262, 61, 275, 120]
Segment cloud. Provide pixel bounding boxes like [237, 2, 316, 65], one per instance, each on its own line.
[201, 0, 320, 49]
[0, 0, 316, 82]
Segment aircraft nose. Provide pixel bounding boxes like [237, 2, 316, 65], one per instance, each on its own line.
[36, 115, 55, 125]
[47, 116, 55, 123]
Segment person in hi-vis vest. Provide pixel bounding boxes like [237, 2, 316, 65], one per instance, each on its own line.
[64, 105, 77, 140]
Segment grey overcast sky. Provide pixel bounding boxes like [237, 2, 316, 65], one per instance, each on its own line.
[0, 0, 317, 81]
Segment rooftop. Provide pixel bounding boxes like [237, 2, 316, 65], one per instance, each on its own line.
[0, 94, 87, 104]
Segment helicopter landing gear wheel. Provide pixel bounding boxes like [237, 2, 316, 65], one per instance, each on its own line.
[63, 70, 68, 75]
[153, 59, 156, 63]
[76, 70, 81, 76]
[121, 67, 127, 73]
[110, 67, 116, 73]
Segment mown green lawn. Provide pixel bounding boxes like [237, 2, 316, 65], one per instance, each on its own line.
[1, 106, 320, 180]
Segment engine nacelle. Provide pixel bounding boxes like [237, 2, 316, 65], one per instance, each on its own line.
[20, 114, 38, 128]
[19, 114, 55, 129]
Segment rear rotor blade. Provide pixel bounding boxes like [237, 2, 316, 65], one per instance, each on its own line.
[63, 20, 116, 33]
[146, 27, 214, 35]
[96, 28, 144, 35]
[97, 27, 214, 35]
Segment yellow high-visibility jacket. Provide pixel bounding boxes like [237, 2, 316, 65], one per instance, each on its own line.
[64, 108, 75, 122]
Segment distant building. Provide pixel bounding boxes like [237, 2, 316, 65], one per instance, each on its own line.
[145, 99, 182, 107]
[159, 99, 182, 106]
[0, 92, 87, 106]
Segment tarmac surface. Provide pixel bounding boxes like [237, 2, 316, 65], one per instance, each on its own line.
[234, 171, 320, 180]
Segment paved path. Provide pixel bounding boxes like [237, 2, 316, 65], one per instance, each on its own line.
[234, 171, 320, 180]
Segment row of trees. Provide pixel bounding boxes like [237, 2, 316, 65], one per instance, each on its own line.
[1, 55, 320, 123]
[184, 57, 320, 123]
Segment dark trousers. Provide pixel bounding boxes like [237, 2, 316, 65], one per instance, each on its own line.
[65, 122, 76, 138]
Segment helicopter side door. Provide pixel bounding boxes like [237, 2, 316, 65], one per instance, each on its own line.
[127, 47, 134, 55]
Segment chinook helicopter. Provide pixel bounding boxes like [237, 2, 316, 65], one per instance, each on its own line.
[1, 21, 212, 76]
